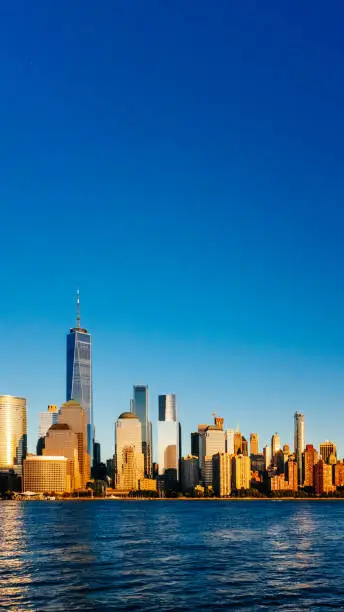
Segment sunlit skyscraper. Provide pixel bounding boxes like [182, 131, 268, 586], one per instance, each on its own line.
[0, 395, 27, 471]
[66, 292, 94, 464]
[132, 385, 152, 477]
[294, 411, 305, 485]
[114, 412, 144, 490]
[39, 405, 58, 439]
[250, 433, 259, 455]
[158, 394, 180, 485]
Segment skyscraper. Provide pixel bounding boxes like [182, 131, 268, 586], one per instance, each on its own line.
[39, 405, 58, 438]
[37, 405, 58, 455]
[132, 385, 152, 477]
[213, 452, 232, 497]
[59, 400, 90, 488]
[44, 423, 81, 490]
[114, 412, 144, 490]
[157, 394, 180, 485]
[271, 433, 281, 458]
[303, 444, 318, 488]
[294, 412, 305, 485]
[66, 291, 94, 464]
[0, 395, 27, 471]
[320, 441, 337, 464]
[180, 455, 200, 493]
[225, 429, 234, 454]
[250, 433, 259, 455]
[231, 454, 251, 490]
[263, 444, 271, 469]
[201, 425, 226, 487]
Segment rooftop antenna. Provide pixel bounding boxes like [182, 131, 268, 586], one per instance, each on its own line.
[76, 289, 81, 328]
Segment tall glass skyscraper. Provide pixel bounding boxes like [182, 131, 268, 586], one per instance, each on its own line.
[158, 394, 180, 485]
[0, 395, 27, 471]
[294, 411, 305, 485]
[66, 293, 94, 464]
[132, 385, 152, 477]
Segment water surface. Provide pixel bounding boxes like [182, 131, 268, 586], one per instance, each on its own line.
[1, 500, 344, 610]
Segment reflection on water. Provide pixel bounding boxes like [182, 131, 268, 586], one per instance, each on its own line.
[1, 500, 344, 610]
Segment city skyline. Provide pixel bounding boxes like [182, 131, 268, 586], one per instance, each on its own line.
[1, 3, 344, 466]
[3, 307, 344, 463]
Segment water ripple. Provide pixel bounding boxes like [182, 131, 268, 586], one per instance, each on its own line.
[1, 500, 344, 610]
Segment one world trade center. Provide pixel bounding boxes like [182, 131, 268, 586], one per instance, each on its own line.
[66, 291, 94, 464]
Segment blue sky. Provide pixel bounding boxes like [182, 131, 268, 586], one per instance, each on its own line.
[1, 1, 344, 460]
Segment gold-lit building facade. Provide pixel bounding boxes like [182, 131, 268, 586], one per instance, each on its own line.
[23, 456, 69, 493]
[314, 459, 335, 494]
[0, 395, 27, 470]
[213, 452, 232, 497]
[250, 433, 259, 456]
[320, 441, 337, 464]
[231, 454, 250, 490]
[115, 412, 145, 490]
[303, 444, 318, 488]
[43, 423, 81, 490]
[58, 400, 90, 488]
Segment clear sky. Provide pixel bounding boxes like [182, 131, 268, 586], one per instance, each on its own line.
[1, 1, 344, 461]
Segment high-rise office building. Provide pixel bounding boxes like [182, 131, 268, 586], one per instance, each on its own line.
[263, 444, 271, 469]
[242, 437, 248, 456]
[271, 433, 281, 460]
[0, 396, 27, 471]
[180, 455, 199, 493]
[303, 444, 318, 488]
[231, 454, 251, 490]
[213, 452, 232, 497]
[132, 385, 152, 477]
[287, 457, 298, 491]
[66, 291, 94, 464]
[39, 405, 58, 438]
[225, 429, 234, 454]
[191, 432, 203, 468]
[23, 456, 69, 494]
[201, 425, 226, 487]
[334, 462, 344, 487]
[93, 442, 101, 467]
[158, 394, 180, 484]
[43, 423, 81, 490]
[250, 433, 259, 456]
[320, 441, 337, 464]
[59, 400, 90, 488]
[314, 459, 335, 495]
[114, 412, 144, 490]
[294, 412, 305, 484]
[37, 405, 58, 455]
[234, 430, 243, 455]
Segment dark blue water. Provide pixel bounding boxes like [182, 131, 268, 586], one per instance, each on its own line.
[1, 500, 344, 610]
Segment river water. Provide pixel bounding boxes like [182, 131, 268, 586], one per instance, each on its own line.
[1, 500, 344, 610]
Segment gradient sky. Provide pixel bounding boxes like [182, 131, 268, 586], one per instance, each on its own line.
[1, 1, 344, 461]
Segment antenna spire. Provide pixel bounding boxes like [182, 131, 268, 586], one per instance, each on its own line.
[76, 289, 81, 328]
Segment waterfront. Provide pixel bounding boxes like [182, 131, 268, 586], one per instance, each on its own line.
[1, 501, 344, 610]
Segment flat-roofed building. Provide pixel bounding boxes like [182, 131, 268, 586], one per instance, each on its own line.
[213, 452, 232, 497]
[181, 455, 199, 493]
[23, 456, 69, 494]
[320, 441, 337, 464]
[231, 454, 251, 490]
[314, 459, 335, 495]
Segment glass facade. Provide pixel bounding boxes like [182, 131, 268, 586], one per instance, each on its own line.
[0, 395, 27, 469]
[157, 394, 180, 483]
[133, 385, 152, 477]
[66, 329, 94, 463]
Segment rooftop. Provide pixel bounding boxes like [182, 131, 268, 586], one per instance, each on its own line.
[118, 412, 137, 420]
[49, 423, 71, 431]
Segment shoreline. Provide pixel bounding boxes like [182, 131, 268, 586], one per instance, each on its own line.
[6, 496, 344, 502]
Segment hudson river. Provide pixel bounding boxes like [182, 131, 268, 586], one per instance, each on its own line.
[1, 500, 344, 610]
